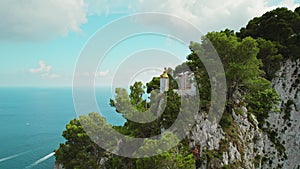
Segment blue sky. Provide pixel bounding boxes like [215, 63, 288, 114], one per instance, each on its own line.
[0, 0, 299, 87]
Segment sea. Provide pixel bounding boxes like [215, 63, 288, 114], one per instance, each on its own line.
[0, 87, 125, 169]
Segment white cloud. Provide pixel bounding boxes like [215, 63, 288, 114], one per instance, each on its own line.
[87, 0, 299, 33]
[86, 0, 136, 15]
[95, 70, 109, 77]
[134, 0, 300, 33]
[0, 0, 87, 41]
[48, 73, 61, 79]
[279, 0, 300, 9]
[82, 71, 90, 77]
[29, 61, 51, 74]
[2, 0, 298, 41]
[77, 70, 109, 77]
[29, 60, 60, 79]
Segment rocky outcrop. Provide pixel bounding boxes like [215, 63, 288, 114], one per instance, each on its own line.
[190, 104, 264, 169]
[262, 59, 300, 169]
[54, 163, 64, 169]
[54, 59, 299, 169]
[190, 112, 225, 151]
[190, 59, 299, 169]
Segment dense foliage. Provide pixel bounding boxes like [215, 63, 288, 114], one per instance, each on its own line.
[55, 114, 109, 169]
[55, 7, 298, 169]
[238, 7, 300, 78]
[238, 7, 300, 59]
[56, 81, 195, 169]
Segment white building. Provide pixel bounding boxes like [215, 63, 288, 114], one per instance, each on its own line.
[160, 78, 169, 93]
[159, 71, 196, 96]
[175, 72, 196, 96]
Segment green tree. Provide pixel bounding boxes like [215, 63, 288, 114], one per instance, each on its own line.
[256, 38, 283, 80]
[110, 81, 183, 138]
[146, 77, 160, 94]
[55, 113, 110, 169]
[295, 6, 300, 15]
[238, 7, 300, 59]
[129, 81, 147, 111]
[110, 82, 160, 138]
[108, 81, 197, 168]
[246, 88, 280, 128]
[188, 32, 264, 111]
[184, 48, 211, 110]
[135, 133, 195, 169]
[186, 31, 282, 131]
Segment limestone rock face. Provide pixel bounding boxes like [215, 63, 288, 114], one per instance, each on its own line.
[190, 106, 263, 169]
[54, 163, 64, 169]
[190, 112, 225, 150]
[262, 59, 300, 169]
[190, 59, 299, 169]
[54, 59, 299, 169]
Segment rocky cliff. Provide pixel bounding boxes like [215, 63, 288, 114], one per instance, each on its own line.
[190, 59, 300, 169]
[54, 59, 299, 169]
[263, 59, 300, 169]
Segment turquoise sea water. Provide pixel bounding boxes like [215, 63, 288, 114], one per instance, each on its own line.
[0, 87, 125, 169]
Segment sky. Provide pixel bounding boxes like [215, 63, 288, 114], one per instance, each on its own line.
[0, 0, 299, 87]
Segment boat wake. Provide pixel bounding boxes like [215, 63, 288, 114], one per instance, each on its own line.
[25, 152, 55, 168]
[0, 151, 27, 162]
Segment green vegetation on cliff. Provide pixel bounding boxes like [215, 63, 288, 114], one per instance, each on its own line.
[55, 7, 298, 169]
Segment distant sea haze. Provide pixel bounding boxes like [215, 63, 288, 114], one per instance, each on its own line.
[0, 87, 124, 169]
